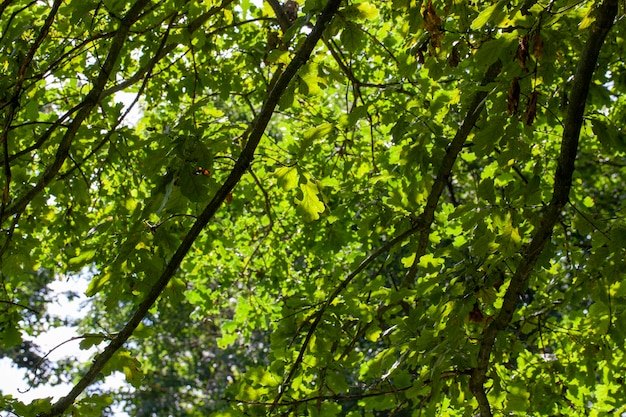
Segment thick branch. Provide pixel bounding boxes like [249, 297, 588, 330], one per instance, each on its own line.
[469, 1, 618, 415]
[266, 0, 293, 32]
[41, 1, 342, 415]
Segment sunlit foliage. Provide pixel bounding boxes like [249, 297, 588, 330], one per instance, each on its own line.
[0, 0, 624, 416]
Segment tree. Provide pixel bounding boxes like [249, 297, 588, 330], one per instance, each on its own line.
[0, 0, 624, 415]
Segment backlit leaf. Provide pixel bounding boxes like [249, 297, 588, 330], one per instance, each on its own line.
[274, 165, 299, 190]
[295, 180, 326, 221]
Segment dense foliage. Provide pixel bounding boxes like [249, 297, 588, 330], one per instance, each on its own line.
[0, 0, 624, 415]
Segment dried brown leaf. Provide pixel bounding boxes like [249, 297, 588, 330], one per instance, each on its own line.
[423, 1, 442, 32]
[448, 43, 460, 67]
[469, 301, 485, 323]
[524, 90, 539, 125]
[507, 77, 520, 115]
[533, 32, 543, 60]
[515, 35, 530, 71]
[284, 0, 298, 22]
[417, 49, 425, 64]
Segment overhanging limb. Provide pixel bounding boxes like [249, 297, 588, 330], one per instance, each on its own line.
[469, 1, 619, 415]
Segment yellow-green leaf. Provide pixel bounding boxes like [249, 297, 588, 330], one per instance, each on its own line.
[355, 3, 378, 20]
[418, 253, 444, 268]
[102, 350, 143, 388]
[69, 249, 96, 266]
[470, 3, 500, 30]
[401, 253, 416, 268]
[274, 166, 299, 190]
[86, 272, 111, 297]
[296, 180, 326, 221]
[300, 63, 322, 95]
[303, 122, 334, 140]
[579, 15, 595, 30]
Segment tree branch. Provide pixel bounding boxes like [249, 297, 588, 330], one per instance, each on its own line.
[1, 0, 151, 226]
[269, 223, 419, 413]
[270, 54, 504, 414]
[235, 383, 412, 406]
[0, 299, 39, 315]
[0, 0, 62, 222]
[266, 0, 293, 32]
[469, 1, 618, 415]
[40, 0, 343, 415]
[401, 59, 502, 288]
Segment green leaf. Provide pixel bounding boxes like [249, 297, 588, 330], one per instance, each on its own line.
[401, 253, 416, 268]
[477, 178, 496, 204]
[102, 350, 143, 388]
[609, 223, 626, 248]
[13, 397, 52, 416]
[582, 196, 594, 208]
[418, 253, 444, 269]
[240, 0, 250, 18]
[179, 166, 211, 202]
[267, 49, 290, 64]
[326, 371, 350, 393]
[340, 22, 365, 52]
[295, 180, 326, 221]
[299, 63, 323, 95]
[356, 3, 378, 19]
[86, 272, 112, 297]
[472, 36, 515, 69]
[298, 122, 334, 157]
[505, 385, 530, 412]
[0, 322, 22, 349]
[591, 118, 626, 151]
[343, 3, 379, 21]
[68, 249, 97, 267]
[303, 122, 334, 141]
[471, 2, 505, 30]
[274, 166, 299, 190]
[154, 226, 181, 257]
[79, 334, 105, 350]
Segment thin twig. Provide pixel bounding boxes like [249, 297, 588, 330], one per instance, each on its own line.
[0, 299, 39, 315]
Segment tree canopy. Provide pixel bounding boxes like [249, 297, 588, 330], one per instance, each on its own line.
[0, 0, 625, 416]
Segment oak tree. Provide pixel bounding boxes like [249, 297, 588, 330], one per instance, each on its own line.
[0, 0, 624, 416]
